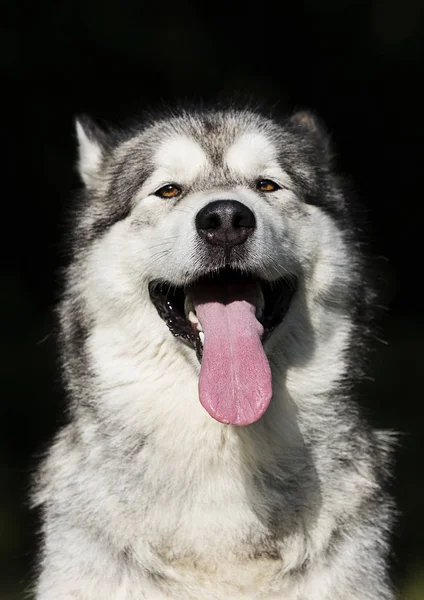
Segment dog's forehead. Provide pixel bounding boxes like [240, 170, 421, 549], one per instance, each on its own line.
[152, 135, 209, 182]
[151, 121, 279, 181]
[224, 132, 279, 178]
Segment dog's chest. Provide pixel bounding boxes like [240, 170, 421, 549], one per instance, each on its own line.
[138, 520, 286, 597]
[115, 422, 308, 595]
[128, 466, 298, 596]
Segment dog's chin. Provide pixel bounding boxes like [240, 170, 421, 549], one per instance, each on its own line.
[148, 267, 297, 363]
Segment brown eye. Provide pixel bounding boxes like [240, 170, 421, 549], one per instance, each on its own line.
[257, 179, 281, 192]
[155, 184, 182, 198]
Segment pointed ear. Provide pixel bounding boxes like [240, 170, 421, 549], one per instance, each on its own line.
[75, 115, 110, 188]
[287, 110, 331, 158]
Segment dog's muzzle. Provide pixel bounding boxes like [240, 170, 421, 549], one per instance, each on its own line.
[148, 199, 297, 426]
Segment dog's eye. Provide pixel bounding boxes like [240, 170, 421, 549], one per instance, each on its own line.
[155, 184, 182, 199]
[256, 179, 281, 192]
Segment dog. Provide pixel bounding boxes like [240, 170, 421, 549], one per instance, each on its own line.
[32, 105, 395, 599]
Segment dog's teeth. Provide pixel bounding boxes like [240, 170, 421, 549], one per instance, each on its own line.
[184, 295, 195, 317]
[196, 322, 203, 332]
[188, 311, 198, 324]
[199, 331, 205, 345]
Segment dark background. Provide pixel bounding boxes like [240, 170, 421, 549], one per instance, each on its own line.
[2, 1, 423, 598]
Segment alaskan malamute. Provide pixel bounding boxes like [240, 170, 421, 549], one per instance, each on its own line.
[33, 106, 395, 599]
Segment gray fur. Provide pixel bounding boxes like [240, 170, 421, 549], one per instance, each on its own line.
[32, 107, 395, 599]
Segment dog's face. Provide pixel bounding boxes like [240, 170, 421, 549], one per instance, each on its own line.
[75, 109, 354, 427]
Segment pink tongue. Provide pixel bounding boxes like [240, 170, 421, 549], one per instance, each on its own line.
[191, 280, 272, 426]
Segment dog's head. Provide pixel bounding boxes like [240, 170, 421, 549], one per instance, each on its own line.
[72, 108, 361, 427]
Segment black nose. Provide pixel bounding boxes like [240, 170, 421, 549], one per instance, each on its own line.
[195, 200, 256, 249]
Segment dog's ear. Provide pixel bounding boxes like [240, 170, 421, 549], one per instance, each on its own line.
[75, 115, 111, 188]
[287, 110, 331, 159]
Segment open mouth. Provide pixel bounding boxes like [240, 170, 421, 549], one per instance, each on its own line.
[148, 268, 296, 426]
[149, 268, 296, 359]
